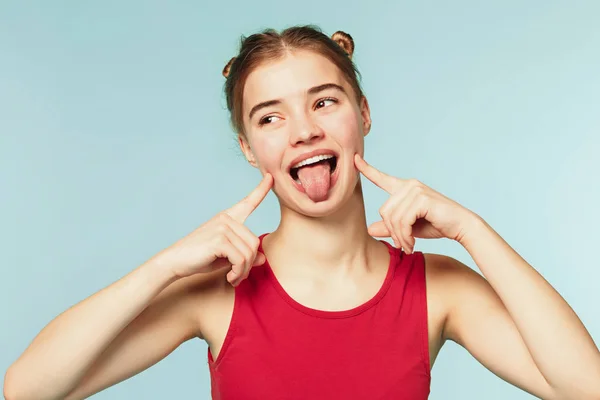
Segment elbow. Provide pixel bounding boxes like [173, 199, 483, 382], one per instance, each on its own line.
[3, 366, 52, 400]
[4, 365, 73, 400]
[4, 366, 35, 400]
[4, 367, 19, 400]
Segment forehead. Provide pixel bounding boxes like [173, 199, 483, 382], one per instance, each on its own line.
[243, 50, 346, 108]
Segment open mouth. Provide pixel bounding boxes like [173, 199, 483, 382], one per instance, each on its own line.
[289, 155, 338, 183]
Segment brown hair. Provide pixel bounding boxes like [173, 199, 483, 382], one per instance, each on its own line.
[222, 25, 364, 137]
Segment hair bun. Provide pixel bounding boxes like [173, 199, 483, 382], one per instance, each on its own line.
[331, 31, 354, 59]
[222, 57, 236, 78]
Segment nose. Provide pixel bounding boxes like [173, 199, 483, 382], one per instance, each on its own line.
[289, 114, 324, 146]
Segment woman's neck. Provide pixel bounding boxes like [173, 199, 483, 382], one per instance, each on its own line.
[264, 182, 382, 277]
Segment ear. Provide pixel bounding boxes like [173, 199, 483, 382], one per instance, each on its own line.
[238, 134, 259, 168]
[360, 96, 372, 136]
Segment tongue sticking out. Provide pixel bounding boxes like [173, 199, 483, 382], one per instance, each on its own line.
[296, 161, 332, 202]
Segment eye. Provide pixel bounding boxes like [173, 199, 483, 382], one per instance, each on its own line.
[315, 97, 338, 110]
[258, 115, 281, 126]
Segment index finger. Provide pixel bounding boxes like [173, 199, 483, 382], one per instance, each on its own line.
[354, 154, 396, 193]
[226, 173, 273, 222]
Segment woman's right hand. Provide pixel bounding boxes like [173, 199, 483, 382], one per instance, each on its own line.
[153, 173, 273, 286]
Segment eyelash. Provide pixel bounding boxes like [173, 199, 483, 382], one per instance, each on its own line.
[258, 97, 339, 126]
[315, 97, 338, 109]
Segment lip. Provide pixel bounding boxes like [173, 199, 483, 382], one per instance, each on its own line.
[287, 150, 342, 199]
[286, 148, 339, 173]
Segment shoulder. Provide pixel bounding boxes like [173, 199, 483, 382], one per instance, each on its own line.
[422, 252, 483, 290]
[422, 252, 486, 300]
[422, 253, 475, 281]
[422, 252, 497, 341]
[421, 253, 485, 336]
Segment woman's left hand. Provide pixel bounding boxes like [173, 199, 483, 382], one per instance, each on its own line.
[355, 154, 479, 254]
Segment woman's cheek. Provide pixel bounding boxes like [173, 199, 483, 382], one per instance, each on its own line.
[331, 110, 363, 148]
[255, 139, 285, 174]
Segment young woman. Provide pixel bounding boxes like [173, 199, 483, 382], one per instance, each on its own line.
[4, 26, 600, 400]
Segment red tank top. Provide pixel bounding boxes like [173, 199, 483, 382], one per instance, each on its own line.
[208, 234, 431, 399]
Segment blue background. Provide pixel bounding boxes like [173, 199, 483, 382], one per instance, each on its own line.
[1, 1, 599, 398]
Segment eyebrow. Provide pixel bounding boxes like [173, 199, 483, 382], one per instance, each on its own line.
[248, 83, 346, 120]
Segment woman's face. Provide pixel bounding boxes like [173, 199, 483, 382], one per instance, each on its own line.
[240, 50, 371, 217]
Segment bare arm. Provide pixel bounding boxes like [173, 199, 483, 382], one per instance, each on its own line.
[61, 270, 221, 400]
[439, 217, 600, 400]
[4, 174, 273, 400]
[427, 253, 555, 399]
[353, 156, 600, 398]
[4, 259, 185, 400]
